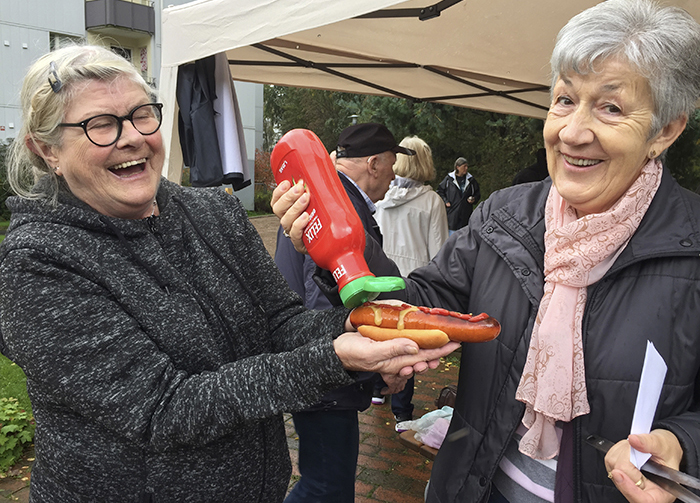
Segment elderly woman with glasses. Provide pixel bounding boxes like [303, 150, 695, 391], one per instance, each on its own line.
[0, 45, 457, 502]
[273, 1, 700, 502]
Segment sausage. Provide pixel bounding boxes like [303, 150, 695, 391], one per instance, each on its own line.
[357, 325, 450, 349]
[350, 301, 501, 346]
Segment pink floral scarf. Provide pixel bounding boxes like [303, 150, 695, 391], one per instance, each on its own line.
[515, 158, 663, 460]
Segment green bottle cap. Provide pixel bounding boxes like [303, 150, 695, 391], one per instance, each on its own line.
[339, 276, 406, 308]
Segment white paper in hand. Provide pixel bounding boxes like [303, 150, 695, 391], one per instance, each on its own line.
[629, 341, 668, 469]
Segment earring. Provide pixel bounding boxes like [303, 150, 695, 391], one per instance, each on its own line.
[650, 150, 657, 159]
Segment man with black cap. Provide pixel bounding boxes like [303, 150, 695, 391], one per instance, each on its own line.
[274, 123, 414, 503]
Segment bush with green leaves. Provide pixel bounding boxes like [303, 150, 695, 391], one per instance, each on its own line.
[0, 397, 35, 473]
[254, 189, 273, 214]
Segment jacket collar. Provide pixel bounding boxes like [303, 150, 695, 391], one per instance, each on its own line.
[491, 166, 700, 272]
[612, 165, 700, 271]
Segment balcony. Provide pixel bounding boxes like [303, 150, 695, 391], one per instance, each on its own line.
[85, 0, 155, 36]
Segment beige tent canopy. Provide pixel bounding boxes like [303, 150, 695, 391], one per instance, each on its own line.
[159, 0, 700, 183]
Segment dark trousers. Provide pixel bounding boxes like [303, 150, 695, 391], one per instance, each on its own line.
[284, 409, 359, 503]
[375, 376, 415, 420]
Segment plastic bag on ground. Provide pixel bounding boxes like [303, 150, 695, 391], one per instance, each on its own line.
[399, 406, 453, 449]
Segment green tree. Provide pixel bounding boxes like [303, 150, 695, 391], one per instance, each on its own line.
[263, 86, 700, 198]
[666, 109, 700, 192]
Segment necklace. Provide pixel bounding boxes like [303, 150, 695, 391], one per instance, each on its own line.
[146, 200, 157, 219]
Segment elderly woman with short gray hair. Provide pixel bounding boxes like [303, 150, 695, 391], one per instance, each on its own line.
[272, 0, 700, 502]
[0, 44, 458, 502]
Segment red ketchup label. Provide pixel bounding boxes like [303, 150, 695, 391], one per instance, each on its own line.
[271, 129, 375, 291]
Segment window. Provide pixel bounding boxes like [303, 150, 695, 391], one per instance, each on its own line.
[110, 46, 132, 62]
[50, 33, 83, 51]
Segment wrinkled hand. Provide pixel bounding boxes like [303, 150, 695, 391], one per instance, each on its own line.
[271, 180, 310, 254]
[333, 331, 459, 377]
[380, 373, 407, 395]
[604, 429, 683, 503]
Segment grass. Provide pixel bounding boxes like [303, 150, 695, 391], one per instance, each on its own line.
[0, 355, 32, 476]
[0, 354, 31, 414]
[0, 222, 31, 444]
[247, 210, 272, 218]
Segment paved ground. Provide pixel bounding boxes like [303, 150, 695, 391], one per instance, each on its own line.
[0, 213, 459, 502]
[250, 214, 280, 257]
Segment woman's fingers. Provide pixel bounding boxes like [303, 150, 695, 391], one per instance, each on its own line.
[333, 333, 458, 375]
[380, 373, 407, 394]
[604, 431, 681, 503]
[271, 180, 311, 254]
[270, 179, 290, 209]
[628, 430, 683, 468]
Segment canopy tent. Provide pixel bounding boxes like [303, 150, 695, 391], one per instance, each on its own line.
[159, 0, 700, 183]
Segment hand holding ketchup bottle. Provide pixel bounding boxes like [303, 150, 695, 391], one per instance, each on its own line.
[270, 129, 405, 308]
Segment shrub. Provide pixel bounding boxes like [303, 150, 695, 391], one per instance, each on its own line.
[254, 189, 273, 214]
[254, 149, 276, 191]
[253, 148, 275, 214]
[0, 397, 35, 473]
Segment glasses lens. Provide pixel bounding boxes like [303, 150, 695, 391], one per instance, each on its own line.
[131, 104, 162, 136]
[85, 115, 120, 146]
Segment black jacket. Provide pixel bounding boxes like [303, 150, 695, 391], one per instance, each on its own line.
[0, 178, 352, 502]
[437, 172, 481, 230]
[176, 56, 224, 187]
[367, 168, 700, 502]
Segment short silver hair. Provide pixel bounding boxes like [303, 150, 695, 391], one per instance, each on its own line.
[550, 0, 700, 137]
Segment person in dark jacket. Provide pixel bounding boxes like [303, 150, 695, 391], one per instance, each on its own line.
[0, 45, 457, 503]
[512, 147, 549, 185]
[437, 157, 481, 232]
[272, 1, 700, 502]
[275, 122, 416, 503]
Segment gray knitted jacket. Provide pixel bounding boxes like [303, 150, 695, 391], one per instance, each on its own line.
[0, 178, 352, 502]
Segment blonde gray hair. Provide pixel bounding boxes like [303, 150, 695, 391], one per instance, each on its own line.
[392, 136, 435, 183]
[7, 44, 153, 200]
[551, 0, 700, 139]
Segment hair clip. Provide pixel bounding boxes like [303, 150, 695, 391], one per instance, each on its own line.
[48, 61, 62, 93]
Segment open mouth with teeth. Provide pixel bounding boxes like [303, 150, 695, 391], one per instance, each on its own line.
[562, 154, 600, 167]
[109, 158, 147, 178]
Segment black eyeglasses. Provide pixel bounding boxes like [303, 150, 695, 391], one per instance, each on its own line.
[58, 103, 163, 147]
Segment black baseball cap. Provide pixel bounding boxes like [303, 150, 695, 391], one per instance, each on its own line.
[336, 123, 416, 158]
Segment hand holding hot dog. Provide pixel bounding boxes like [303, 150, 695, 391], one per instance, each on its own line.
[350, 300, 501, 348]
[333, 331, 460, 377]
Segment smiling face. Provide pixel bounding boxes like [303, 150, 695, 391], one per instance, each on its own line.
[544, 59, 682, 217]
[46, 77, 164, 219]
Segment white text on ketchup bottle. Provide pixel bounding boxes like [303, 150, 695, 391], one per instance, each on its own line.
[332, 264, 347, 282]
[304, 209, 323, 243]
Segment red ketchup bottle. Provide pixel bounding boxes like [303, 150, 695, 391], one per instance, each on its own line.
[271, 129, 404, 308]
